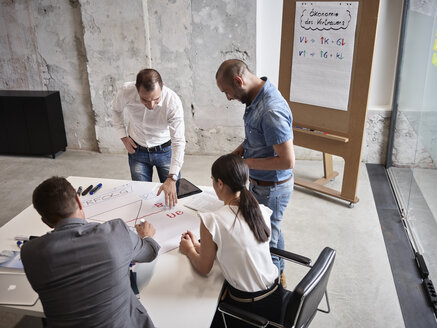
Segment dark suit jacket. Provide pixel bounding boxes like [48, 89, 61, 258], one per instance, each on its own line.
[21, 218, 160, 328]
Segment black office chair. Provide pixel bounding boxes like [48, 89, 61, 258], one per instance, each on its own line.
[217, 247, 336, 328]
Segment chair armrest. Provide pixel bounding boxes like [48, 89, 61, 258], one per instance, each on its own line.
[270, 247, 312, 266]
[218, 302, 269, 327]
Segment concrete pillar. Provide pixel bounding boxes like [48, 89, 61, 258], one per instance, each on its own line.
[79, 0, 151, 152]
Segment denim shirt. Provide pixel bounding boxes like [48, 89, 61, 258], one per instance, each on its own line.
[243, 77, 293, 182]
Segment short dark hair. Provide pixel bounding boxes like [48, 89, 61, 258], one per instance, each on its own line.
[32, 177, 78, 225]
[135, 69, 163, 91]
[215, 59, 251, 85]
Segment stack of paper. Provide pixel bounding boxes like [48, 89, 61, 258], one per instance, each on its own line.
[183, 192, 223, 213]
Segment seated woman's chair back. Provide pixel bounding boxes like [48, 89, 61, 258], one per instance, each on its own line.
[217, 247, 336, 328]
[283, 247, 336, 328]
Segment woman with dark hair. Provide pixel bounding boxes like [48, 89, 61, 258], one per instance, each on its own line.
[179, 154, 284, 327]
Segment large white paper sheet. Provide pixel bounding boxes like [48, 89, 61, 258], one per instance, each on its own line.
[290, 2, 359, 111]
[81, 182, 200, 254]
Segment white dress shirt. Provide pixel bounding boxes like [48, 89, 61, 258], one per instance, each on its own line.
[112, 82, 185, 175]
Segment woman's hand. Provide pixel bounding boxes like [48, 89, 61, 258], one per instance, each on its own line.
[179, 233, 196, 255]
[184, 230, 200, 252]
[179, 222, 216, 275]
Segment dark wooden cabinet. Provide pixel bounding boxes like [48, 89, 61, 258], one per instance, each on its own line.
[0, 90, 67, 158]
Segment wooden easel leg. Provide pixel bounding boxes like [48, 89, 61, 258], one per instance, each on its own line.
[341, 158, 360, 204]
[314, 153, 339, 185]
[323, 153, 334, 179]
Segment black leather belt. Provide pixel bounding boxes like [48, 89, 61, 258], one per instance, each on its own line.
[249, 176, 292, 187]
[136, 140, 171, 152]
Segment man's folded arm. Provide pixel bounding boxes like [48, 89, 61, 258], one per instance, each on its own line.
[130, 231, 161, 262]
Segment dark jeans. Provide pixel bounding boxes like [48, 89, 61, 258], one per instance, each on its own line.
[128, 145, 172, 183]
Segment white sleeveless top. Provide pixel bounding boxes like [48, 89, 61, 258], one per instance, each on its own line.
[199, 204, 278, 292]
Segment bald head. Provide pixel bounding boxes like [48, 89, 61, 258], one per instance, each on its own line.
[216, 59, 262, 104]
[216, 59, 252, 86]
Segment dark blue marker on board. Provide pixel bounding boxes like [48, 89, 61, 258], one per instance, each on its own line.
[89, 183, 102, 195]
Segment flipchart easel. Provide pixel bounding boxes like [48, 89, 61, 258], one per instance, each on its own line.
[278, 0, 380, 206]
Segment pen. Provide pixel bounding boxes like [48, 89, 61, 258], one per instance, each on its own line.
[82, 185, 93, 196]
[77, 186, 83, 196]
[17, 240, 23, 248]
[89, 183, 102, 195]
[14, 235, 29, 241]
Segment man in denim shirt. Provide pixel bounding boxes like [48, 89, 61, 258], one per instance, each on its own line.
[216, 59, 295, 286]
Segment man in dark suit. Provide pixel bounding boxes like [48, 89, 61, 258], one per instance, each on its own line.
[21, 177, 160, 328]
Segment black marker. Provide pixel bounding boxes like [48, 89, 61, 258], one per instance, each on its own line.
[82, 185, 93, 196]
[89, 183, 102, 195]
[77, 186, 83, 196]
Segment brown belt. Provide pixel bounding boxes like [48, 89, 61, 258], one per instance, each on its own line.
[249, 176, 292, 187]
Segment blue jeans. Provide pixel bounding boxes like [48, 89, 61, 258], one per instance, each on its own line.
[249, 177, 294, 273]
[128, 145, 172, 183]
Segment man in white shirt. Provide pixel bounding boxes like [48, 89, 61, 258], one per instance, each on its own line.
[112, 69, 185, 207]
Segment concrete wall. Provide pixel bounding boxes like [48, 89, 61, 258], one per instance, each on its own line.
[2, 0, 428, 166]
[0, 0, 255, 155]
[256, 0, 282, 87]
[79, 0, 151, 152]
[0, 0, 98, 150]
[147, 0, 255, 154]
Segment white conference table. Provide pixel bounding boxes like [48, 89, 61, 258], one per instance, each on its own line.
[0, 176, 224, 327]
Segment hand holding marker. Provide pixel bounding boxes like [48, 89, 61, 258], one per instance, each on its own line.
[89, 183, 102, 195]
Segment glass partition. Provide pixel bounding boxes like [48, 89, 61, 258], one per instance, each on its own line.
[388, 0, 437, 283]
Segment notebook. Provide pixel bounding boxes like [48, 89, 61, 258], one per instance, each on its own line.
[0, 272, 39, 306]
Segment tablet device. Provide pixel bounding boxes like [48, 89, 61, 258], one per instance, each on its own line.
[176, 178, 202, 199]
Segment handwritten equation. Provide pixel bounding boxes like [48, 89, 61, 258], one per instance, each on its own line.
[297, 36, 346, 60]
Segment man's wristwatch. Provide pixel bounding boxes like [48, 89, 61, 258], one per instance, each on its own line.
[168, 174, 178, 182]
